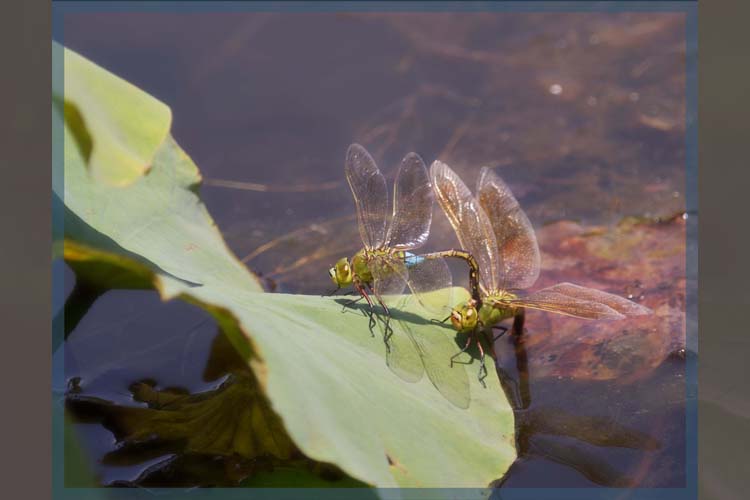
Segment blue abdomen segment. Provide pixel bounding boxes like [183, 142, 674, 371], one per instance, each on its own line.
[403, 252, 424, 268]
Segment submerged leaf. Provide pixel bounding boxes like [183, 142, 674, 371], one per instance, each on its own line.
[521, 216, 687, 382]
[67, 373, 294, 461]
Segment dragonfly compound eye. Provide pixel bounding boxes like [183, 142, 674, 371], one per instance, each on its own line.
[332, 257, 353, 286]
[450, 310, 463, 330]
[459, 304, 479, 331]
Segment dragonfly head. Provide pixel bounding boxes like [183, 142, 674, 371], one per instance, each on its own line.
[329, 257, 354, 287]
[450, 299, 479, 332]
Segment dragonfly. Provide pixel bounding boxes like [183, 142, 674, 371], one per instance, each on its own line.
[329, 144, 476, 325]
[430, 161, 652, 384]
[328, 144, 477, 407]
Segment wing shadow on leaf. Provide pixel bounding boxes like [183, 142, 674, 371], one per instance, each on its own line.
[334, 298, 471, 409]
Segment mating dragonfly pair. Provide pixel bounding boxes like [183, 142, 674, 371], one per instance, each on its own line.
[328, 144, 650, 386]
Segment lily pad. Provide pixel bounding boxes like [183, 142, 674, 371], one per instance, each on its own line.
[65, 241, 516, 488]
[59, 45, 516, 489]
[56, 43, 172, 186]
[60, 102, 263, 295]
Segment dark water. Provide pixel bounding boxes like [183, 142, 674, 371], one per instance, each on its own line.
[59, 11, 690, 489]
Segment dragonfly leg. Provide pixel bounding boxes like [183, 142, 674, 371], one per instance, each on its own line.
[491, 325, 509, 342]
[357, 282, 374, 309]
[476, 339, 488, 388]
[368, 285, 391, 318]
[367, 309, 377, 336]
[340, 294, 364, 310]
[450, 333, 474, 367]
[345, 282, 376, 337]
[430, 315, 451, 325]
[341, 295, 376, 334]
[326, 286, 341, 297]
[512, 308, 526, 336]
[368, 284, 394, 351]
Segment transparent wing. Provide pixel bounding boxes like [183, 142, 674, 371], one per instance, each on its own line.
[525, 282, 652, 316]
[395, 314, 471, 409]
[368, 253, 469, 408]
[502, 291, 625, 320]
[345, 144, 388, 250]
[369, 254, 409, 301]
[386, 152, 433, 251]
[500, 282, 651, 320]
[365, 258, 423, 383]
[382, 318, 425, 384]
[477, 167, 540, 290]
[431, 161, 501, 293]
[402, 255, 453, 316]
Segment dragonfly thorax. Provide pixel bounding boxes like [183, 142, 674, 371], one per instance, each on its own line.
[352, 248, 417, 285]
[478, 290, 519, 328]
[331, 248, 421, 288]
[351, 249, 374, 283]
[478, 302, 515, 329]
[450, 290, 519, 333]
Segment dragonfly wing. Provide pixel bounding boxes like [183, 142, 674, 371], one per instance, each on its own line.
[431, 161, 501, 293]
[387, 152, 433, 251]
[531, 282, 652, 316]
[369, 254, 409, 302]
[384, 318, 425, 384]
[504, 290, 625, 320]
[477, 167, 540, 290]
[345, 144, 388, 250]
[402, 255, 453, 316]
[397, 316, 470, 409]
[368, 255, 426, 383]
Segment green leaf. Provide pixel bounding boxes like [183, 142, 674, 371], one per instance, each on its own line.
[55, 43, 172, 186]
[200, 290, 515, 488]
[66, 242, 516, 488]
[60, 45, 516, 489]
[61, 105, 263, 294]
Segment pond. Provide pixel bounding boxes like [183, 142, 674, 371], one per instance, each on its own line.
[58, 10, 691, 490]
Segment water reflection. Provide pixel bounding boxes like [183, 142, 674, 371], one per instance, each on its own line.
[493, 332, 686, 489]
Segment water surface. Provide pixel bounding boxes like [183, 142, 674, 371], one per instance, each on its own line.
[61, 11, 689, 489]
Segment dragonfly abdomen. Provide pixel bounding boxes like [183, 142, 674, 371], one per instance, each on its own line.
[402, 251, 424, 268]
[420, 249, 481, 301]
